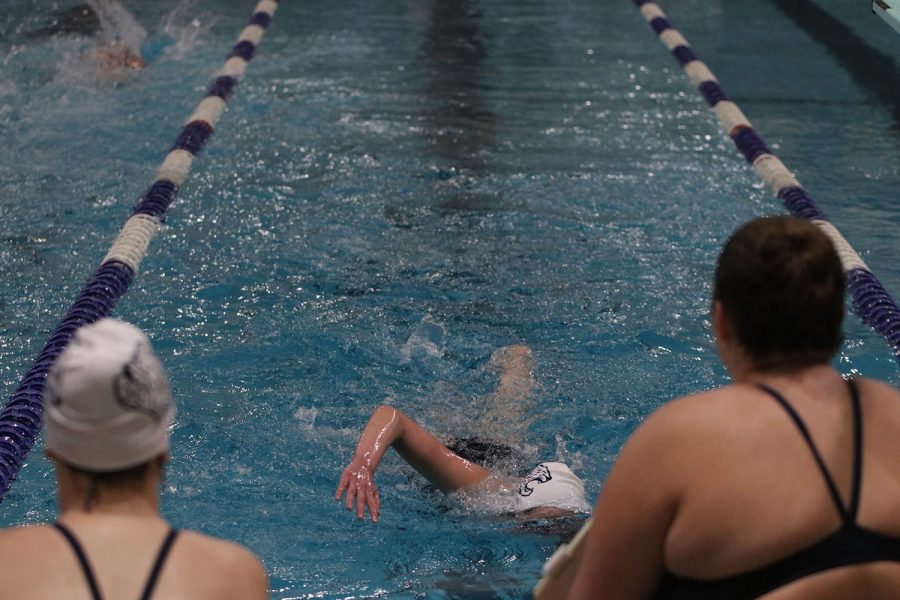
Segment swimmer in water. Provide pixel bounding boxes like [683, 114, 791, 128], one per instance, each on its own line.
[93, 36, 146, 71]
[336, 345, 591, 523]
[29, 3, 147, 74]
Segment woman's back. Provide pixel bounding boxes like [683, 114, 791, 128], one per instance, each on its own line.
[0, 513, 267, 599]
[657, 373, 900, 597]
[567, 216, 900, 599]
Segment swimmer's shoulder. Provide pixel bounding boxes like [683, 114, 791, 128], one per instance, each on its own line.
[173, 529, 267, 567]
[0, 524, 71, 595]
[0, 522, 59, 553]
[632, 376, 900, 448]
[618, 384, 769, 467]
[854, 376, 900, 403]
[632, 386, 738, 436]
[167, 530, 268, 599]
[850, 377, 900, 436]
[0, 521, 46, 537]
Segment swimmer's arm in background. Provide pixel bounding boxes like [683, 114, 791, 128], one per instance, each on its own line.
[336, 405, 489, 522]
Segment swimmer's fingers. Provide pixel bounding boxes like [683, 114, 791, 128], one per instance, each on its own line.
[337, 466, 363, 515]
[335, 468, 351, 501]
[336, 464, 379, 522]
[350, 471, 381, 522]
[366, 483, 380, 523]
[346, 470, 369, 518]
[345, 473, 361, 514]
[356, 476, 368, 520]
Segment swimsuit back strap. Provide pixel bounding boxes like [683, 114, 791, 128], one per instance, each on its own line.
[53, 521, 104, 600]
[140, 528, 180, 600]
[756, 383, 851, 523]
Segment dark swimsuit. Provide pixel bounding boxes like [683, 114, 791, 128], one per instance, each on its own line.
[53, 522, 179, 600]
[655, 379, 900, 600]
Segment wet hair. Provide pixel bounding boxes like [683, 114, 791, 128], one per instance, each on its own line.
[713, 216, 845, 370]
[446, 437, 521, 470]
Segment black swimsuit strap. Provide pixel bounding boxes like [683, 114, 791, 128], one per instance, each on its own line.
[53, 523, 180, 600]
[140, 528, 179, 600]
[53, 521, 103, 600]
[756, 379, 862, 524]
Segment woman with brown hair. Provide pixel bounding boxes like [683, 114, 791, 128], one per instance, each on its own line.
[566, 216, 900, 599]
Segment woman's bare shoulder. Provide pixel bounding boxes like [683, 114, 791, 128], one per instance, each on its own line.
[856, 376, 900, 400]
[177, 530, 264, 565]
[171, 530, 268, 597]
[638, 385, 749, 435]
[0, 523, 65, 581]
[615, 384, 772, 475]
[854, 377, 900, 439]
[0, 522, 57, 546]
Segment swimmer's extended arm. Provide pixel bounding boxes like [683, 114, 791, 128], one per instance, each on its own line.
[336, 405, 489, 521]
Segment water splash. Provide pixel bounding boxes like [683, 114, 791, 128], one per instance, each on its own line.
[400, 315, 446, 363]
[150, 0, 219, 61]
[84, 0, 146, 55]
[293, 406, 319, 431]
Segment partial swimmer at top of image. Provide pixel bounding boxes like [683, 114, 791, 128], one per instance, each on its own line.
[14, 0, 218, 83]
[82, 0, 147, 72]
[24, 1, 147, 79]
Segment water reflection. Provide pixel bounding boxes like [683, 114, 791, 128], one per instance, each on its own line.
[420, 0, 499, 210]
[26, 4, 101, 38]
[768, 0, 900, 132]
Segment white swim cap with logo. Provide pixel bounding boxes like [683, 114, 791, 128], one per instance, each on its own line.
[515, 462, 591, 514]
[43, 318, 175, 472]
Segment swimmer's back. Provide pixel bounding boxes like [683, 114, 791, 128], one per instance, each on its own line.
[0, 520, 267, 600]
[655, 376, 900, 596]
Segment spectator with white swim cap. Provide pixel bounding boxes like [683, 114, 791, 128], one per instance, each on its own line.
[0, 318, 268, 600]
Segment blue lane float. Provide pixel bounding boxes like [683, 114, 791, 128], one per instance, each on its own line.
[0, 0, 281, 501]
[633, 0, 900, 359]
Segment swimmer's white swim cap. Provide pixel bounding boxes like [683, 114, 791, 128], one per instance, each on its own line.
[43, 319, 175, 472]
[515, 462, 592, 514]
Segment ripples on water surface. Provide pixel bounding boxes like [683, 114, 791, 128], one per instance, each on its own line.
[1, 0, 899, 597]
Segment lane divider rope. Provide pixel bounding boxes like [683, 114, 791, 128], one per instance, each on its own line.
[874, 0, 900, 35]
[633, 0, 900, 359]
[0, 0, 280, 500]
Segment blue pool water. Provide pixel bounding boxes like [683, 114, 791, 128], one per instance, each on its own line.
[1, 0, 899, 597]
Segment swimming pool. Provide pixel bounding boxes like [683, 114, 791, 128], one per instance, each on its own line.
[1, 0, 899, 597]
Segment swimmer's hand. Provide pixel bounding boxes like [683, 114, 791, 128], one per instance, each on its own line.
[336, 456, 381, 523]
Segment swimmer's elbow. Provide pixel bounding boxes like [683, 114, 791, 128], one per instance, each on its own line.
[373, 404, 397, 419]
[370, 405, 410, 442]
[373, 404, 408, 423]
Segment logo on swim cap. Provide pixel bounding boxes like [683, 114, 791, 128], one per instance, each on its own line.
[518, 463, 552, 497]
[113, 342, 169, 423]
[45, 365, 68, 408]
